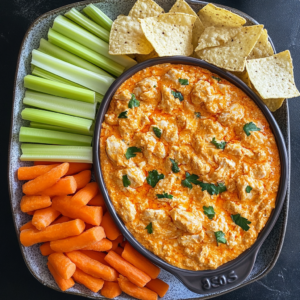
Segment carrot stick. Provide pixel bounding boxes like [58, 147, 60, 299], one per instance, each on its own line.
[27, 211, 35, 215]
[120, 241, 126, 248]
[32, 207, 60, 230]
[146, 278, 169, 297]
[20, 221, 35, 231]
[20, 219, 85, 246]
[80, 250, 109, 266]
[101, 281, 122, 299]
[66, 251, 118, 281]
[71, 182, 99, 207]
[82, 238, 112, 252]
[40, 242, 55, 256]
[111, 235, 123, 251]
[65, 163, 92, 176]
[50, 226, 105, 252]
[39, 176, 77, 196]
[52, 196, 102, 225]
[122, 242, 160, 279]
[72, 268, 104, 293]
[88, 193, 105, 206]
[85, 223, 95, 230]
[115, 247, 124, 256]
[20, 195, 51, 213]
[48, 253, 76, 280]
[73, 170, 91, 190]
[51, 215, 70, 225]
[118, 275, 157, 300]
[18, 164, 59, 180]
[22, 163, 69, 195]
[34, 161, 60, 165]
[101, 212, 121, 240]
[47, 261, 75, 292]
[105, 251, 151, 287]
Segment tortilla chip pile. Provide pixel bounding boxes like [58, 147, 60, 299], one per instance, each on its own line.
[108, 0, 299, 111]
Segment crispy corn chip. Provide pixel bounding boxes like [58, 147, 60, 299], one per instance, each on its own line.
[128, 0, 164, 19]
[248, 29, 274, 59]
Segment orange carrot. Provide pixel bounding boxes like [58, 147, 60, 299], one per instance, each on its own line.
[101, 212, 121, 240]
[72, 268, 104, 293]
[66, 251, 118, 281]
[101, 281, 122, 299]
[32, 207, 60, 230]
[27, 211, 35, 215]
[146, 278, 169, 297]
[39, 176, 77, 196]
[65, 163, 92, 176]
[115, 247, 123, 256]
[34, 161, 60, 165]
[85, 223, 95, 230]
[20, 195, 51, 213]
[48, 253, 76, 279]
[51, 215, 70, 225]
[82, 238, 112, 252]
[120, 241, 126, 248]
[80, 250, 109, 266]
[47, 261, 75, 292]
[105, 251, 151, 287]
[111, 235, 123, 251]
[118, 275, 157, 300]
[18, 164, 59, 180]
[88, 193, 105, 206]
[20, 219, 85, 246]
[122, 242, 160, 279]
[20, 221, 34, 231]
[73, 170, 91, 190]
[71, 182, 99, 206]
[22, 163, 69, 195]
[50, 226, 105, 252]
[40, 242, 55, 256]
[52, 196, 102, 225]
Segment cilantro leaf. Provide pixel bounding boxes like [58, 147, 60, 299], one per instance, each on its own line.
[153, 127, 162, 138]
[122, 175, 130, 187]
[245, 185, 252, 193]
[157, 192, 173, 199]
[118, 111, 128, 119]
[212, 76, 221, 82]
[178, 78, 189, 85]
[215, 231, 227, 245]
[169, 158, 180, 173]
[128, 94, 140, 109]
[194, 112, 201, 119]
[171, 90, 184, 102]
[203, 206, 215, 220]
[243, 122, 261, 136]
[147, 170, 164, 188]
[153, 85, 157, 88]
[145, 222, 153, 234]
[125, 147, 142, 160]
[181, 172, 200, 189]
[231, 214, 251, 231]
[210, 137, 227, 150]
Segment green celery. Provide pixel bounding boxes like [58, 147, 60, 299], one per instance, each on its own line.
[83, 4, 113, 31]
[19, 127, 92, 146]
[65, 8, 109, 42]
[23, 90, 96, 120]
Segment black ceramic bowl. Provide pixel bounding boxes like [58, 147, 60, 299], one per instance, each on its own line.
[93, 57, 288, 295]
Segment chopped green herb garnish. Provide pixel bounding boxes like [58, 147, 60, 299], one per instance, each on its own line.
[211, 137, 227, 150]
[245, 186, 252, 193]
[181, 172, 201, 189]
[203, 206, 215, 220]
[147, 170, 164, 188]
[194, 112, 201, 119]
[145, 222, 153, 234]
[231, 214, 251, 231]
[118, 111, 128, 118]
[215, 231, 227, 245]
[128, 94, 140, 109]
[122, 175, 130, 187]
[125, 147, 142, 160]
[178, 78, 189, 85]
[171, 90, 184, 102]
[212, 76, 221, 82]
[157, 192, 173, 199]
[153, 127, 162, 138]
[169, 158, 180, 173]
[153, 85, 157, 88]
[243, 122, 261, 136]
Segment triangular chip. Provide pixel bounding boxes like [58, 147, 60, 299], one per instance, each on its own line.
[197, 3, 246, 28]
[231, 70, 252, 87]
[169, 0, 204, 50]
[128, 0, 164, 19]
[248, 29, 274, 59]
[109, 16, 153, 55]
[246, 50, 300, 99]
[139, 13, 196, 57]
[196, 25, 264, 71]
[136, 50, 159, 63]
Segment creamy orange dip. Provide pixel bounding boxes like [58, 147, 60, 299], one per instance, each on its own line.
[100, 63, 280, 271]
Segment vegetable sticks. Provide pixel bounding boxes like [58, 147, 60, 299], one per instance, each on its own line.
[101, 212, 121, 240]
[32, 207, 60, 230]
[39, 176, 77, 196]
[82, 238, 112, 252]
[101, 281, 122, 299]
[146, 278, 169, 297]
[71, 182, 99, 206]
[20, 195, 51, 213]
[18, 164, 59, 180]
[72, 268, 104, 293]
[48, 253, 76, 279]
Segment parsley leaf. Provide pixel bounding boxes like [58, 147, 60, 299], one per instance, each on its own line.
[169, 158, 180, 173]
[245, 186, 252, 193]
[147, 170, 164, 188]
[243, 122, 261, 136]
[231, 214, 251, 231]
[157, 192, 173, 199]
[128, 94, 140, 109]
[118, 111, 128, 118]
[194, 112, 201, 119]
[122, 175, 130, 187]
[153, 85, 157, 88]
[203, 206, 215, 220]
[178, 78, 189, 85]
[211, 137, 227, 150]
[212, 76, 221, 82]
[145, 222, 153, 234]
[125, 147, 142, 159]
[153, 127, 162, 138]
[181, 172, 200, 189]
[215, 231, 227, 245]
[171, 90, 184, 102]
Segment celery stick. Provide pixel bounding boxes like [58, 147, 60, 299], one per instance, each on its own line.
[83, 4, 113, 31]
[52, 16, 136, 68]
[95, 93, 103, 103]
[30, 122, 94, 136]
[48, 29, 124, 77]
[31, 50, 114, 95]
[22, 108, 92, 131]
[23, 90, 96, 120]
[65, 8, 109, 42]
[39, 38, 111, 77]
[21, 144, 92, 163]
[24, 75, 95, 103]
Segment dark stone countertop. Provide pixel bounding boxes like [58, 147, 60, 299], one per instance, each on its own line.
[1, 0, 299, 299]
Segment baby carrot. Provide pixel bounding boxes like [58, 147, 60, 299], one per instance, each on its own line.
[51, 215, 70, 225]
[48, 253, 76, 280]
[101, 281, 122, 299]
[66, 251, 118, 281]
[120, 241, 126, 248]
[27, 211, 35, 215]
[146, 278, 169, 297]
[72, 268, 104, 293]
[40, 242, 55, 256]
[73, 170, 91, 190]
[111, 235, 123, 251]
[65, 163, 92, 176]
[88, 193, 105, 206]
[32, 207, 60, 230]
[80, 250, 109, 266]
[115, 247, 124, 256]
[20, 219, 85, 246]
[71, 182, 99, 206]
[20, 221, 34, 231]
[18, 164, 59, 180]
[39, 176, 77, 196]
[23, 163, 69, 195]
[85, 223, 95, 230]
[82, 238, 112, 252]
[20, 195, 51, 213]
[101, 212, 121, 240]
[105, 251, 151, 287]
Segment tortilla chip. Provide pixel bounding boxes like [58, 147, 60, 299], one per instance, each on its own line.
[197, 3, 246, 28]
[231, 70, 251, 87]
[139, 13, 196, 57]
[196, 25, 263, 72]
[246, 50, 300, 99]
[169, 0, 204, 50]
[136, 50, 159, 63]
[248, 29, 274, 59]
[109, 16, 153, 55]
[128, 0, 164, 19]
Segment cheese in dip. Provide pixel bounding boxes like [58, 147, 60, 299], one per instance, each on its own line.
[100, 63, 280, 271]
